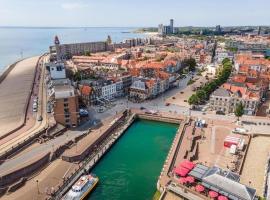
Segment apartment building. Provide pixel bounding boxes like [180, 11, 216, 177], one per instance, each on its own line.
[53, 84, 80, 127]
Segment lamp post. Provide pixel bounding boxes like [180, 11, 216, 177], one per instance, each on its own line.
[36, 180, 40, 194]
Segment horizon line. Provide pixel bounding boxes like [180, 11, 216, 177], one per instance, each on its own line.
[0, 25, 269, 29]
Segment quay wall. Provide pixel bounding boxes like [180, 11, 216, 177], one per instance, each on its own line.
[136, 114, 181, 124]
[157, 117, 190, 193]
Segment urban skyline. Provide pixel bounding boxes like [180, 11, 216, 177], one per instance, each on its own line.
[0, 0, 270, 27]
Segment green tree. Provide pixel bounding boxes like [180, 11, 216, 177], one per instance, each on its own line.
[196, 90, 207, 102]
[188, 94, 199, 105]
[234, 102, 244, 121]
[182, 58, 196, 72]
[84, 51, 91, 56]
[222, 58, 230, 65]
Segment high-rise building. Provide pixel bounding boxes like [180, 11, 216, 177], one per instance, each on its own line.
[215, 25, 222, 34]
[158, 19, 175, 36]
[170, 19, 174, 34]
[258, 26, 262, 35]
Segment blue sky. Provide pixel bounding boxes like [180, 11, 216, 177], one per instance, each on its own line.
[0, 0, 269, 27]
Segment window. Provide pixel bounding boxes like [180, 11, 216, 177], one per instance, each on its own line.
[56, 66, 62, 71]
[65, 119, 70, 123]
[64, 98, 68, 102]
[64, 108, 69, 113]
[64, 103, 69, 107]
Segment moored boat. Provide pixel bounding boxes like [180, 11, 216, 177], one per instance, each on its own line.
[63, 174, 99, 200]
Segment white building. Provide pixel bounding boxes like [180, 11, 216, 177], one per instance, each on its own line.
[47, 62, 66, 80]
[101, 82, 116, 100]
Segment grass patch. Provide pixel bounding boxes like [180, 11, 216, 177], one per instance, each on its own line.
[153, 190, 161, 200]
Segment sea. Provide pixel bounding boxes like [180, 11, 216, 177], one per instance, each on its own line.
[0, 27, 146, 73]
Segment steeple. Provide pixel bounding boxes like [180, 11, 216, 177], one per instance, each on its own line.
[54, 35, 60, 45]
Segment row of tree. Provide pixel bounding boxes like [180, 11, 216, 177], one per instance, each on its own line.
[188, 58, 233, 105]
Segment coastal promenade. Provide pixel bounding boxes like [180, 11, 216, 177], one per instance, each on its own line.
[0, 56, 39, 139]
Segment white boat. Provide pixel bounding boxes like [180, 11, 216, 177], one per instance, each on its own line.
[63, 174, 99, 200]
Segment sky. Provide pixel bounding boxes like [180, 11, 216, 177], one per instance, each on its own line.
[0, 0, 269, 27]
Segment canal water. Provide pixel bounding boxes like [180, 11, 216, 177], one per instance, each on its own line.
[89, 119, 178, 200]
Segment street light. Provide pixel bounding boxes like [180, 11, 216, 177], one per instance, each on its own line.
[36, 180, 40, 194]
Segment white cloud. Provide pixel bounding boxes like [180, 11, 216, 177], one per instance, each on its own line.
[61, 2, 88, 10]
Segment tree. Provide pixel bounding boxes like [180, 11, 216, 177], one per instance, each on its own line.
[222, 58, 230, 65]
[84, 51, 91, 56]
[196, 90, 207, 102]
[234, 102, 244, 121]
[188, 94, 199, 105]
[182, 58, 196, 72]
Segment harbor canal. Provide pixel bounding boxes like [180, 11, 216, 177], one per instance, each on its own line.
[89, 119, 178, 200]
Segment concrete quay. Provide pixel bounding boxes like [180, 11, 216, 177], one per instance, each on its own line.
[0, 56, 40, 139]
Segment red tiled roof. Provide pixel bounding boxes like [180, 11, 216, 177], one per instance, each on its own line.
[81, 85, 92, 96]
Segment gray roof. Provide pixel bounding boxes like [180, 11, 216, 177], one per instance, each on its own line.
[189, 165, 256, 200]
[202, 167, 256, 200]
[212, 88, 231, 97]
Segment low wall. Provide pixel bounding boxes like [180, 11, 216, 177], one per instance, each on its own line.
[0, 153, 50, 187]
[0, 60, 21, 84]
[137, 114, 181, 124]
[0, 126, 48, 160]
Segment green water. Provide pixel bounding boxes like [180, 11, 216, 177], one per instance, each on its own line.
[89, 119, 178, 200]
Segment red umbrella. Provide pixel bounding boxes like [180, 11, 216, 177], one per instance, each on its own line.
[185, 176, 195, 183]
[209, 191, 219, 198]
[195, 184, 205, 192]
[179, 177, 187, 184]
[218, 196, 228, 200]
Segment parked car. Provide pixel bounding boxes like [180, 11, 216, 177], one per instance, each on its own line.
[165, 103, 170, 106]
[46, 104, 51, 113]
[33, 108, 37, 112]
[37, 116, 43, 121]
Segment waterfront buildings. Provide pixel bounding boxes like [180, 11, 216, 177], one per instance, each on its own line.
[50, 36, 147, 60]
